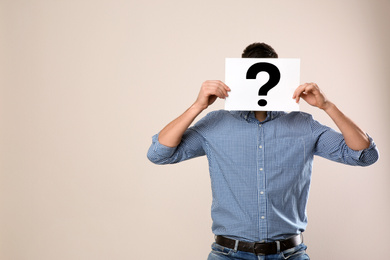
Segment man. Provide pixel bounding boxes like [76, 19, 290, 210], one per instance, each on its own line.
[147, 43, 379, 260]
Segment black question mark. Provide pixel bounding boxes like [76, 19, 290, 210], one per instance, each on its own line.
[246, 62, 281, 107]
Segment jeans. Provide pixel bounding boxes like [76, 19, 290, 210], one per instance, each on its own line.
[207, 242, 310, 260]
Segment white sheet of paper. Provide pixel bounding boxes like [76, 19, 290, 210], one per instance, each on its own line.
[225, 58, 300, 111]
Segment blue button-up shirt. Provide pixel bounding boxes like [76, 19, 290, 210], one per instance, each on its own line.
[147, 110, 379, 242]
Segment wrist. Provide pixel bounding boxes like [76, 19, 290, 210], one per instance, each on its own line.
[190, 102, 206, 114]
[321, 101, 334, 112]
[191, 101, 207, 112]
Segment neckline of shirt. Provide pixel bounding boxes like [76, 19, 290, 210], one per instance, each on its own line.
[239, 111, 284, 123]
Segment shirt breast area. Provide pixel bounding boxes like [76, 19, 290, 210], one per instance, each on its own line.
[193, 110, 315, 174]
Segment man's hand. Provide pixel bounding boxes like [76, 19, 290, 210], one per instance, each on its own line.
[194, 80, 230, 110]
[292, 83, 330, 110]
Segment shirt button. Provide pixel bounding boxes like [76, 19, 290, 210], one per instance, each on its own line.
[259, 124, 262, 127]
[260, 168, 263, 171]
[261, 216, 265, 219]
[260, 191, 264, 195]
[259, 145, 262, 149]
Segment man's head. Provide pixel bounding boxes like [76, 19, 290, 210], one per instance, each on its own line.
[242, 42, 278, 58]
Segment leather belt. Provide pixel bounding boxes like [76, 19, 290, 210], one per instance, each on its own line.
[215, 234, 303, 255]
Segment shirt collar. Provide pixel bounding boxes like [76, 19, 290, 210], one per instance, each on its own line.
[239, 111, 284, 123]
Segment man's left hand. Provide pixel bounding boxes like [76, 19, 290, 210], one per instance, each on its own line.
[293, 83, 330, 110]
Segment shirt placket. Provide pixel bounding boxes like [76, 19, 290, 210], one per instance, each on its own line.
[257, 122, 267, 241]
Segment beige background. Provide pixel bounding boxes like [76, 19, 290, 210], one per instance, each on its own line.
[1, 0, 389, 259]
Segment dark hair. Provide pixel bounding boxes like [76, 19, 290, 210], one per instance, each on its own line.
[242, 42, 278, 58]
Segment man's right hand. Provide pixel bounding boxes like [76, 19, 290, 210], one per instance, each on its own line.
[193, 80, 231, 110]
[158, 80, 230, 147]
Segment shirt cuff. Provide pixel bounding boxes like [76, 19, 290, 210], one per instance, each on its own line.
[151, 133, 177, 158]
[348, 133, 376, 160]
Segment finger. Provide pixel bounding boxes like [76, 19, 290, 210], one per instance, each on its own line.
[293, 84, 307, 103]
[211, 80, 230, 90]
[303, 84, 319, 97]
[204, 80, 230, 98]
[219, 81, 231, 92]
[216, 88, 226, 99]
[293, 84, 306, 98]
[209, 85, 226, 99]
[210, 81, 229, 98]
[217, 84, 229, 97]
[211, 80, 231, 93]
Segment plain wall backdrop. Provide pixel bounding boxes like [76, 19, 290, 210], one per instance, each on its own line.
[1, 0, 389, 259]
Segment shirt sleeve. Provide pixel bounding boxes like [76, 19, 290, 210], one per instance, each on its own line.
[310, 117, 379, 166]
[146, 117, 209, 165]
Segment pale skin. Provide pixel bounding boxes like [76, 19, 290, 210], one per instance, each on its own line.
[158, 80, 370, 151]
